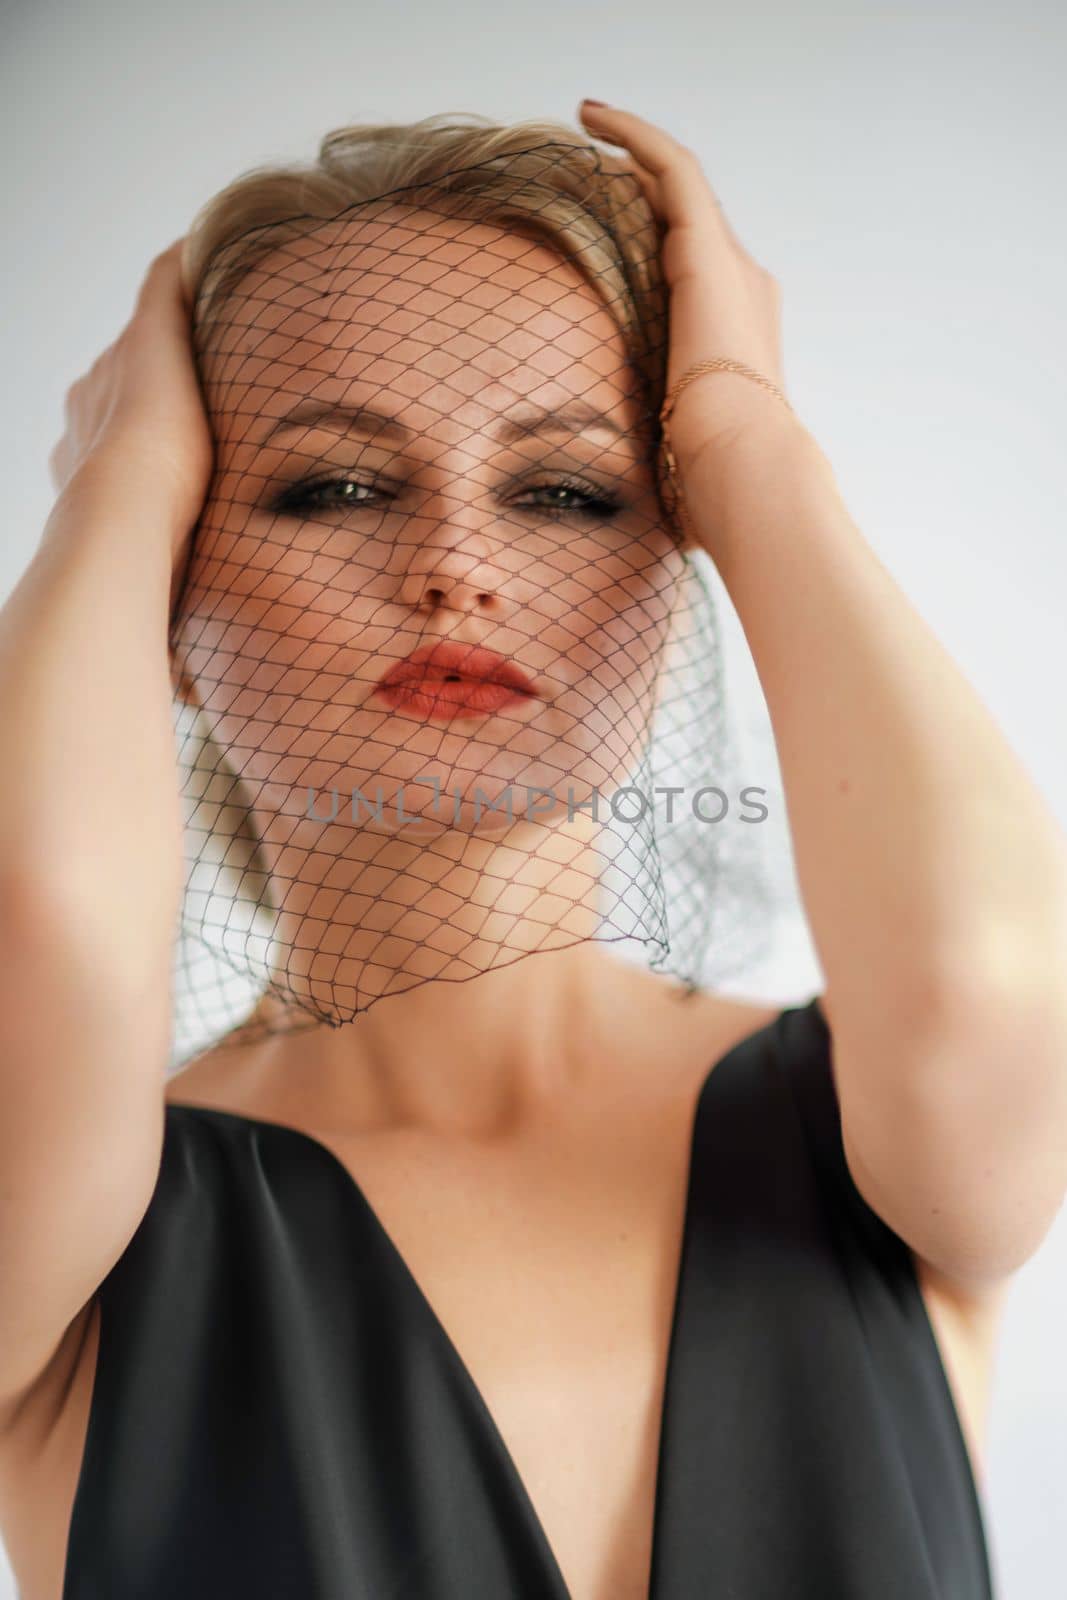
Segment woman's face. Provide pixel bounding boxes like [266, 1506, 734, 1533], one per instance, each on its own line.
[172, 205, 683, 848]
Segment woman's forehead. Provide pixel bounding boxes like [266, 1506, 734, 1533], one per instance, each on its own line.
[203, 208, 641, 441]
[210, 209, 621, 357]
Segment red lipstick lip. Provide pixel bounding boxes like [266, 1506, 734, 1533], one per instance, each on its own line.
[376, 641, 539, 698]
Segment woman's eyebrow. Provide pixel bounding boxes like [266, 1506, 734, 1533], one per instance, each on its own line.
[256, 397, 631, 448]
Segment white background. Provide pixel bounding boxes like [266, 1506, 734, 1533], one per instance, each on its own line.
[2, 1, 1065, 1595]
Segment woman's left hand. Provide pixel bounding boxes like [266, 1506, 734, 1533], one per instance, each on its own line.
[576, 100, 802, 473]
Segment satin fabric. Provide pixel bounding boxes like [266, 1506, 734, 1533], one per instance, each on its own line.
[62, 999, 994, 1598]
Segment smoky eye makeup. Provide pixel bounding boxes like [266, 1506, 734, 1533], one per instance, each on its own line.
[266, 468, 627, 525]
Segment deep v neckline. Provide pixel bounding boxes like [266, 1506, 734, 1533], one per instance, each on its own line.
[167, 1011, 782, 1599]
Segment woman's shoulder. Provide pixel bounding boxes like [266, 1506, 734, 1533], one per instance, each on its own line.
[640, 978, 810, 1088]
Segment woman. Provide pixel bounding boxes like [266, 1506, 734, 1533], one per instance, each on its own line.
[0, 101, 1065, 1600]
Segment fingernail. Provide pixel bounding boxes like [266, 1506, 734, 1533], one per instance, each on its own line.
[580, 99, 610, 110]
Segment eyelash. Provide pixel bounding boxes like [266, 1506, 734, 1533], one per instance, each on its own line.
[270, 473, 623, 523]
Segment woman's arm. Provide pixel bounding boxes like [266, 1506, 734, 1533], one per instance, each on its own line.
[0, 242, 212, 1425]
[578, 100, 1067, 1294]
[688, 397, 1067, 1291]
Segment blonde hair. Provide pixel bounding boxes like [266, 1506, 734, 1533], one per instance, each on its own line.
[173, 112, 674, 928]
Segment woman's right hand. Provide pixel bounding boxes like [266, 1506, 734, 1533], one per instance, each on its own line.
[48, 237, 214, 568]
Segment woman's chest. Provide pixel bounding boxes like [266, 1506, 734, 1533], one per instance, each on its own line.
[311, 1120, 697, 1597]
[5, 1196, 689, 1600]
[4, 1266, 995, 1600]
[4, 1099, 998, 1600]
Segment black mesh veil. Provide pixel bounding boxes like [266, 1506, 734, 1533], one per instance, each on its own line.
[166, 124, 775, 1070]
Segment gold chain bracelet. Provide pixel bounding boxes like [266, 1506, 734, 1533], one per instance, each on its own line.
[659, 358, 792, 476]
[657, 358, 794, 539]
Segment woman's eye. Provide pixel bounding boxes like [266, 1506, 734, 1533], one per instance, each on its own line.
[272, 477, 378, 514]
[517, 482, 621, 520]
[271, 476, 621, 521]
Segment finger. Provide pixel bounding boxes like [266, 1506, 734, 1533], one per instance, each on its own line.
[597, 149, 660, 206]
[578, 101, 696, 185]
[578, 102, 742, 249]
[155, 237, 185, 263]
[135, 238, 193, 321]
[48, 440, 65, 492]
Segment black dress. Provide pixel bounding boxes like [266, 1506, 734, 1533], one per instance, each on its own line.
[61, 997, 996, 1598]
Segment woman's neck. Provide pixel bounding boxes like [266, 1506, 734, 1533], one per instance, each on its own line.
[224, 805, 653, 1136]
[246, 939, 651, 1141]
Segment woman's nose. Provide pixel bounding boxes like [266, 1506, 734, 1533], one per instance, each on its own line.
[396, 522, 511, 616]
